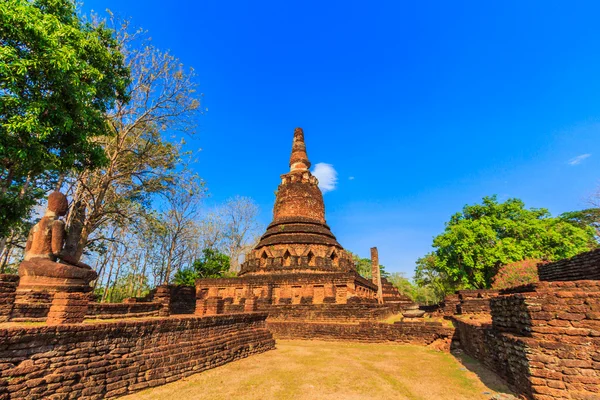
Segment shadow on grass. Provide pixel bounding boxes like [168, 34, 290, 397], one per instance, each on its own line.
[451, 350, 516, 397]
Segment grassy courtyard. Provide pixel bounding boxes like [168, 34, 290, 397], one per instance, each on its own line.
[124, 340, 513, 400]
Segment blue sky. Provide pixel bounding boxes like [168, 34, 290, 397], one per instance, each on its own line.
[83, 0, 600, 276]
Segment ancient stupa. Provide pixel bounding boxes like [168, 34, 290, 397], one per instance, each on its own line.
[239, 127, 354, 275]
[196, 128, 378, 306]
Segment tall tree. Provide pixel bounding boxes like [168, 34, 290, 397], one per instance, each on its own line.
[62, 16, 202, 261]
[414, 252, 455, 302]
[425, 196, 597, 289]
[155, 174, 204, 284]
[219, 196, 262, 272]
[0, 0, 129, 238]
[560, 208, 600, 239]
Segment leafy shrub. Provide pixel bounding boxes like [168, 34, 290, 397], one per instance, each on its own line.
[491, 259, 545, 289]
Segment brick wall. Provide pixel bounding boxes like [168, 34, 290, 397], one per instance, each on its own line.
[263, 303, 397, 322]
[267, 320, 454, 349]
[453, 318, 534, 397]
[0, 274, 18, 322]
[538, 248, 600, 281]
[0, 313, 274, 399]
[86, 302, 163, 319]
[457, 290, 499, 314]
[454, 280, 600, 400]
[167, 285, 196, 314]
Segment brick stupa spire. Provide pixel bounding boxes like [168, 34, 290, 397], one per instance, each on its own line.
[238, 127, 353, 275]
[289, 127, 311, 172]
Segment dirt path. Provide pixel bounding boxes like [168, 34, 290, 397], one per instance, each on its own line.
[123, 340, 513, 400]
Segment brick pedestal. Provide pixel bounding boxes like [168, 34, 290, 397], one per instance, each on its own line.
[205, 297, 224, 316]
[244, 297, 257, 312]
[153, 285, 171, 317]
[0, 274, 19, 322]
[47, 292, 89, 325]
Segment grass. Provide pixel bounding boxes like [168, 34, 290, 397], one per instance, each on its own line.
[123, 340, 514, 400]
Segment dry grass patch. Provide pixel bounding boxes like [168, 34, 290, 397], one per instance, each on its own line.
[123, 340, 513, 400]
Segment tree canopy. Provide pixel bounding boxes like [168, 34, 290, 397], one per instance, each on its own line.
[0, 0, 129, 236]
[425, 196, 597, 289]
[174, 248, 232, 286]
[353, 254, 388, 280]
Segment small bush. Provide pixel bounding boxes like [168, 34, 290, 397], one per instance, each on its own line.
[492, 259, 545, 289]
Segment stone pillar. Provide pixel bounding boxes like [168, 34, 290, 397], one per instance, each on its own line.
[370, 247, 384, 304]
[244, 296, 257, 312]
[47, 292, 89, 325]
[204, 297, 224, 316]
[0, 274, 19, 322]
[153, 285, 171, 317]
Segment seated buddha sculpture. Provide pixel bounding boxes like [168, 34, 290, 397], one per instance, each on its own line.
[18, 191, 97, 292]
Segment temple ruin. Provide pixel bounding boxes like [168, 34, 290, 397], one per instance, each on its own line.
[196, 128, 383, 309]
[0, 127, 597, 400]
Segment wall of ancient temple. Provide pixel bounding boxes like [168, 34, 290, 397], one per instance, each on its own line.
[267, 320, 454, 349]
[538, 248, 600, 281]
[454, 279, 600, 399]
[242, 242, 354, 275]
[196, 272, 378, 307]
[1, 275, 197, 322]
[0, 314, 274, 399]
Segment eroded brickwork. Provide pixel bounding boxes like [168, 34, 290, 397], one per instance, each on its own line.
[0, 314, 274, 399]
[46, 292, 88, 325]
[267, 320, 454, 349]
[455, 280, 600, 399]
[538, 248, 600, 281]
[0, 274, 18, 322]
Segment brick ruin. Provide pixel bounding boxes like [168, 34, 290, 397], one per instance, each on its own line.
[451, 249, 600, 400]
[0, 314, 274, 399]
[196, 128, 402, 318]
[0, 127, 598, 400]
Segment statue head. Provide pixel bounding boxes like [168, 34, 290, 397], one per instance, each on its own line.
[47, 191, 68, 217]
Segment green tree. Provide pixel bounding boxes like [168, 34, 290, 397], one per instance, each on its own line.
[352, 254, 389, 279]
[174, 248, 232, 286]
[559, 208, 600, 238]
[0, 0, 129, 237]
[62, 16, 201, 262]
[427, 196, 597, 289]
[385, 272, 440, 305]
[414, 253, 456, 303]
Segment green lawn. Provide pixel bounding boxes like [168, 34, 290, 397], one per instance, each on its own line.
[123, 340, 513, 400]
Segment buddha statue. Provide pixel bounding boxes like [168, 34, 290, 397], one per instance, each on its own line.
[18, 191, 97, 293]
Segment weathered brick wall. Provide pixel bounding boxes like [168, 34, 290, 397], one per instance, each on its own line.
[453, 318, 534, 398]
[267, 320, 454, 348]
[263, 303, 396, 322]
[538, 248, 600, 281]
[86, 302, 163, 319]
[457, 290, 499, 314]
[0, 313, 274, 399]
[167, 285, 196, 314]
[455, 280, 600, 400]
[0, 274, 18, 322]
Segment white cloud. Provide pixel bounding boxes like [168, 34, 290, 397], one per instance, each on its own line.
[349, 176, 355, 180]
[568, 153, 591, 165]
[312, 163, 338, 193]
